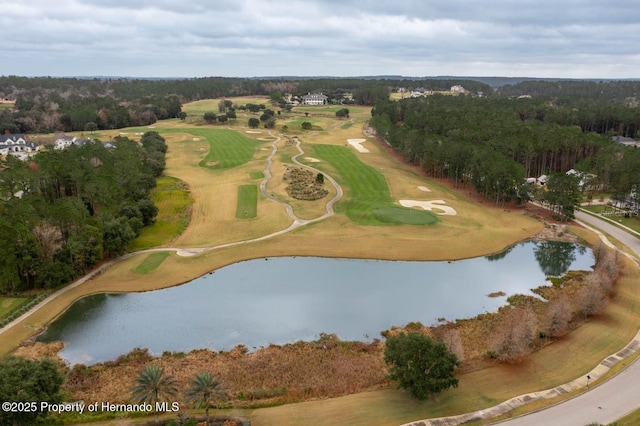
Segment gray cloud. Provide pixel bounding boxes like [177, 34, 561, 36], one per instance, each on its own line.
[1, 0, 638, 78]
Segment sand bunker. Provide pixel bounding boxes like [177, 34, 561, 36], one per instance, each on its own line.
[305, 157, 321, 162]
[417, 186, 431, 192]
[400, 200, 457, 216]
[348, 139, 369, 153]
[245, 130, 262, 134]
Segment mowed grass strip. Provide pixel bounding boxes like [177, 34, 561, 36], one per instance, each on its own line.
[130, 176, 193, 250]
[312, 144, 438, 225]
[0, 297, 28, 319]
[133, 252, 171, 274]
[236, 184, 258, 219]
[250, 170, 265, 179]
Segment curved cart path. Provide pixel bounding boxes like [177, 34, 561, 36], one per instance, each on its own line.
[0, 132, 343, 338]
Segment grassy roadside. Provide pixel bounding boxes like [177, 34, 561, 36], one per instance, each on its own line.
[581, 205, 640, 234]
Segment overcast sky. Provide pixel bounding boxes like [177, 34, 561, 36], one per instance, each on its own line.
[1, 0, 638, 79]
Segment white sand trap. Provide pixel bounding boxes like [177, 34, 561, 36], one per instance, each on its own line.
[417, 186, 431, 192]
[193, 137, 201, 141]
[245, 130, 262, 134]
[348, 138, 369, 153]
[400, 200, 457, 216]
[305, 157, 321, 162]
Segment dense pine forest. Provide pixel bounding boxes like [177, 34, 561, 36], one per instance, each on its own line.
[0, 132, 166, 293]
[369, 88, 640, 207]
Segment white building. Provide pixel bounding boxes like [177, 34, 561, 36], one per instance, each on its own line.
[0, 134, 39, 156]
[301, 92, 328, 105]
[54, 136, 92, 150]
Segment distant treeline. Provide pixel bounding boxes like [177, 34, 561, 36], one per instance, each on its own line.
[0, 131, 167, 294]
[0, 76, 488, 133]
[370, 94, 640, 205]
[1, 74, 639, 137]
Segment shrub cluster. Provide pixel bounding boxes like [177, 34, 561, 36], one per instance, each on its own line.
[283, 167, 328, 200]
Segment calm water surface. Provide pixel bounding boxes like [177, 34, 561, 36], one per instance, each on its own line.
[38, 241, 592, 365]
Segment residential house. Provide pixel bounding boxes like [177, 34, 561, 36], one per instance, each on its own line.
[0, 134, 39, 156]
[54, 136, 92, 150]
[450, 85, 468, 94]
[301, 93, 328, 105]
[612, 136, 639, 148]
[566, 169, 597, 188]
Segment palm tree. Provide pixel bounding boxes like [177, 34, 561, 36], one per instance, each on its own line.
[184, 372, 228, 426]
[131, 364, 179, 424]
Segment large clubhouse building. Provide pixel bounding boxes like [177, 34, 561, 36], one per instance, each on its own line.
[301, 92, 328, 105]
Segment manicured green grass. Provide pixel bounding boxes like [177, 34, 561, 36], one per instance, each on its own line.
[287, 118, 320, 126]
[293, 105, 344, 114]
[312, 144, 438, 226]
[122, 127, 260, 170]
[236, 184, 258, 219]
[130, 176, 193, 250]
[374, 206, 438, 225]
[189, 129, 259, 170]
[0, 297, 28, 319]
[250, 171, 265, 179]
[340, 122, 354, 129]
[133, 252, 171, 274]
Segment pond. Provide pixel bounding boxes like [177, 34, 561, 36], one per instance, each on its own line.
[38, 241, 592, 365]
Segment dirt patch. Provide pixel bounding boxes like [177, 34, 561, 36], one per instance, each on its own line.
[205, 161, 219, 166]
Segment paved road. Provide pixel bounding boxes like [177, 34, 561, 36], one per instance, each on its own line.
[401, 210, 640, 426]
[575, 210, 640, 258]
[495, 356, 640, 425]
[495, 211, 640, 425]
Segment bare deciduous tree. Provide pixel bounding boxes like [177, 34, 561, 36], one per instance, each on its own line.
[576, 283, 608, 318]
[439, 327, 465, 362]
[490, 306, 538, 363]
[542, 295, 573, 338]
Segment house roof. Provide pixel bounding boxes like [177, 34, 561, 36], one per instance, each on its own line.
[0, 133, 26, 143]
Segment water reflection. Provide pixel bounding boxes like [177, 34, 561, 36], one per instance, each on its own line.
[38, 242, 593, 365]
[485, 245, 514, 261]
[533, 241, 587, 276]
